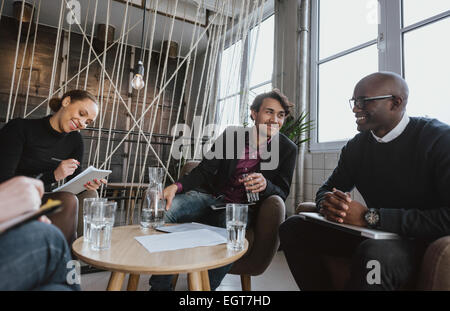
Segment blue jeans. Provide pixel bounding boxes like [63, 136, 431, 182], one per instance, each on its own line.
[150, 191, 254, 291]
[0, 221, 80, 291]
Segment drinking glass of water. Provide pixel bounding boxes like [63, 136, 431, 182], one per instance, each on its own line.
[240, 173, 259, 203]
[89, 201, 117, 251]
[226, 204, 248, 251]
[140, 184, 166, 230]
[83, 197, 107, 242]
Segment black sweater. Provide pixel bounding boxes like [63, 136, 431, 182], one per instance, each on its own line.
[0, 116, 83, 190]
[316, 117, 450, 240]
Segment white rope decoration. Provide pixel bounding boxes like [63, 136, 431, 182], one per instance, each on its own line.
[64, 0, 189, 182]
[47, 0, 65, 115]
[11, 0, 271, 196]
[96, 8, 224, 181]
[94, 0, 111, 169]
[131, 0, 166, 188]
[144, 0, 203, 185]
[83, 0, 98, 91]
[0, 0, 5, 25]
[215, 0, 248, 134]
[11, 0, 36, 119]
[6, 0, 26, 122]
[24, 0, 41, 116]
[199, 12, 229, 136]
[192, 13, 226, 160]
[103, 0, 133, 178]
[165, 4, 187, 135]
[208, 0, 234, 127]
[75, 0, 91, 89]
[64, 15, 73, 94]
[128, 0, 165, 214]
[24, 14, 142, 117]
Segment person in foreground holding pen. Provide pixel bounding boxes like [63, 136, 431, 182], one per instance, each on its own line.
[0, 89, 106, 243]
[0, 176, 80, 291]
[279, 72, 450, 290]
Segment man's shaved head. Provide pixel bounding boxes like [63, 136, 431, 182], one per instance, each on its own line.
[355, 71, 409, 108]
[352, 72, 410, 138]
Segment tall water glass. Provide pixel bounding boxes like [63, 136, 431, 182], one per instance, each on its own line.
[83, 197, 107, 242]
[226, 204, 248, 251]
[240, 173, 259, 203]
[140, 184, 166, 229]
[90, 201, 117, 251]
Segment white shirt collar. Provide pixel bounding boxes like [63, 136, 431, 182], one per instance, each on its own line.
[371, 113, 410, 143]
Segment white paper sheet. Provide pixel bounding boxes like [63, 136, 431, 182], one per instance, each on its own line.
[155, 222, 228, 239]
[135, 229, 227, 253]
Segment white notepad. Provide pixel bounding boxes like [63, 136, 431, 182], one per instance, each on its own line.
[52, 166, 111, 194]
[298, 212, 400, 240]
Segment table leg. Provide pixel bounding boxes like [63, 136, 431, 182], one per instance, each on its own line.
[127, 274, 140, 291]
[107, 272, 125, 291]
[187, 271, 203, 291]
[201, 270, 211, 291]
[129, 189, 136, 225]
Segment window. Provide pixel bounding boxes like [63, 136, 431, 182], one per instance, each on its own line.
[247, 15, 274, 125]
[310, 0, 450, 151]
[217, 14, 274, 132]
[402, 1, 450, 125]
[313, 0, 379, 146]
[217, 40, 242, 134]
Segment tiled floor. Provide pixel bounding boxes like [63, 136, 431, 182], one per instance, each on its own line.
[80, 250, 299, 291]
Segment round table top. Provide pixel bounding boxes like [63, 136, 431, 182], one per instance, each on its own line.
[72, 225, 248, 275]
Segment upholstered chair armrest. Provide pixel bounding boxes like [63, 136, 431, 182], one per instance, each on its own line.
[295, 202, 317, 214]
[417, 236, 450, 290]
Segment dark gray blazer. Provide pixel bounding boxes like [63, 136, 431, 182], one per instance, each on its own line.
[178, 126, 298, 201]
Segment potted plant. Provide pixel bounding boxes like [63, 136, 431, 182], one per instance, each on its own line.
[280, 111, 314, 148]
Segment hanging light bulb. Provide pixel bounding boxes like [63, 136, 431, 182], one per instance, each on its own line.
[131, 60, 145, 90]
[132, 0, 147, 91]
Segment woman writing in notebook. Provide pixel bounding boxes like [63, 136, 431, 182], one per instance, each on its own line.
[0, 89, 107, 243]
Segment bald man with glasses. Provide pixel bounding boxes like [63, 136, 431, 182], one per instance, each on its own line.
[279, 71, 450, 290]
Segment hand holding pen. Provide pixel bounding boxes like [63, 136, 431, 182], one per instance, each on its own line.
[52, 157, 80, 182]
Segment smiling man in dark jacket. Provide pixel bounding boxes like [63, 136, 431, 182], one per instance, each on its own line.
[150, 89, 298, 291]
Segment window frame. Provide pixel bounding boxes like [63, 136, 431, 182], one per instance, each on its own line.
[309, 0, 449, 152]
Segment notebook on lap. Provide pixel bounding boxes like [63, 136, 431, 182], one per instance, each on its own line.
[298, 212, 400, 240]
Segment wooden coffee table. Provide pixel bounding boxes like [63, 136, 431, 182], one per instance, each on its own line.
[72, 225, 248, 291]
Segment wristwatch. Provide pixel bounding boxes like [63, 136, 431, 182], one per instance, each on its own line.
[364, 208, 380, 228]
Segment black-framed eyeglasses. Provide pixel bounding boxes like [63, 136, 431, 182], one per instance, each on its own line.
[349, 95, 395, 110]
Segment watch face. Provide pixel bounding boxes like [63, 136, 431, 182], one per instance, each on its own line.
[365, 210, 380, 225]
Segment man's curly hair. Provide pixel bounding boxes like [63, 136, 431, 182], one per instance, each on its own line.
[250, 88, 294, 120]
